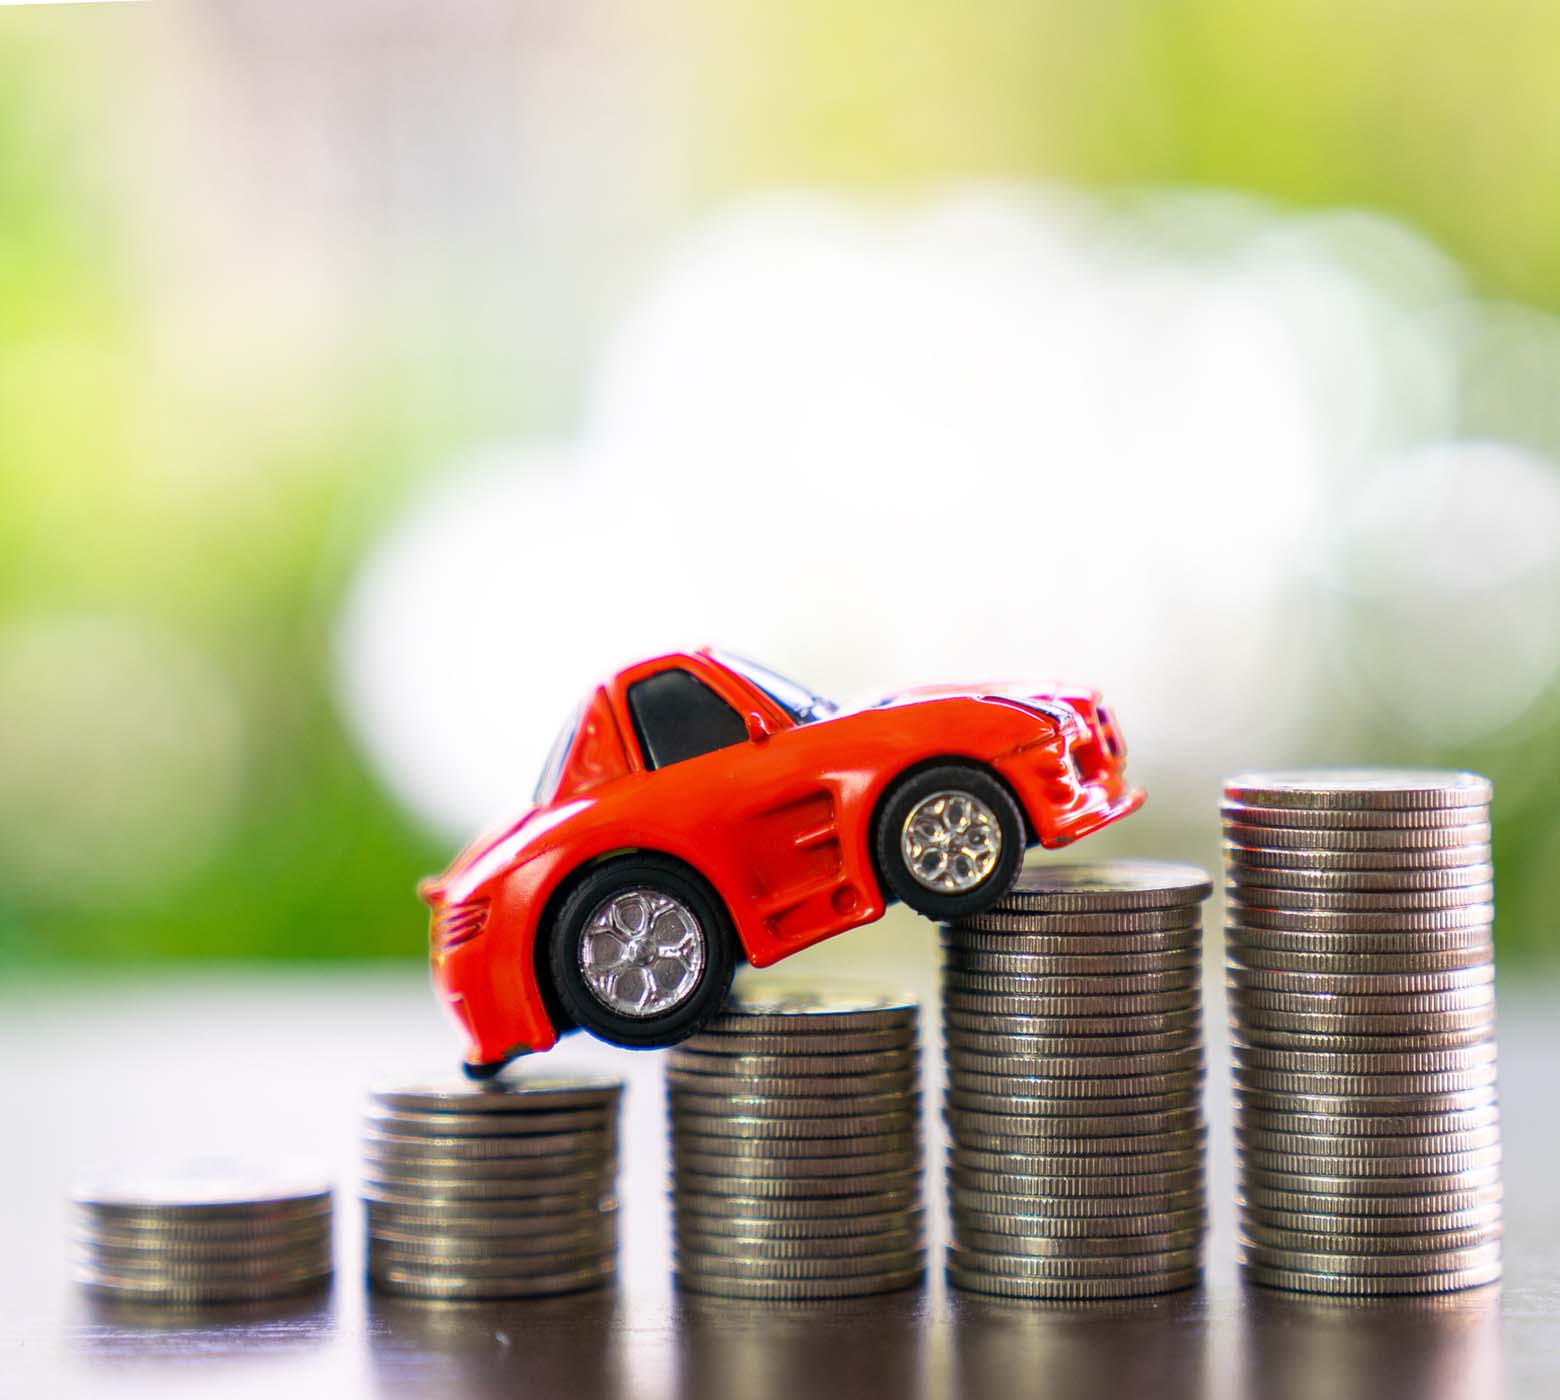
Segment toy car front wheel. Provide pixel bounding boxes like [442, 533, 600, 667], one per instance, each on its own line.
[874, 763, 1025, 920]
[548, 855, 737, 1049]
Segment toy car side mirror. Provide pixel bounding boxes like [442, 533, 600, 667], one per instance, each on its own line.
[744, 711, 772, 744]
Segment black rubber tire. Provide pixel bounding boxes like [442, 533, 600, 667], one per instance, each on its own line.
[547, 854, 737, 1049]
[873, 763, 1026, 920]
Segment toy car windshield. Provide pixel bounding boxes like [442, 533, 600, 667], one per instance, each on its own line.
[709, 649, 838, 725]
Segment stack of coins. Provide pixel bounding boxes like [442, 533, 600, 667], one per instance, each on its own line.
[72, 1163, 332, 1304]
[362, 1072, 622, 1300]
[941, 861, 1211, 1300]
[667, 981, 925, 1300]
[1223, 769, 1501, 1296]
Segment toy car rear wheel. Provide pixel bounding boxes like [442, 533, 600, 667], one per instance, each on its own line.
[548, 855, 737, 1049]
[874, 763, 1025, 920]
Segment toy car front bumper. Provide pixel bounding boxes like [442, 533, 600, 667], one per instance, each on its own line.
[1047, 785, 1147, 845]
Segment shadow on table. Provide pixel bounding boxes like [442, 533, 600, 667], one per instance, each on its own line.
[1238, 1281, 1503, 1400]
[949, 1284, 1210, 1400]
[671, 1285, 927, 1400]
[70, 1283, 336, 1364]
[367, 1286, 623, 1399]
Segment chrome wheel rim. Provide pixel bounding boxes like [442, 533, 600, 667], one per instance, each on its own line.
[900, 790, 1003, 894]
[579, 888, 706, 1018]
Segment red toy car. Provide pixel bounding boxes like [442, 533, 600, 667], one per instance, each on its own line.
[419, 649, 1144, 1073]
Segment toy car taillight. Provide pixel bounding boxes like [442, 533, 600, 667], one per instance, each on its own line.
[433, 897, 491, 951]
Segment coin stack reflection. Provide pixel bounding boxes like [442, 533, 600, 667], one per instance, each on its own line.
[362, 1073, 622, 1300]
[667, 983, 925, 1300]
[941, 861, 1211, 1299]
[72, 1164, 333, 1304]
[1224, 769, 1501, 1295]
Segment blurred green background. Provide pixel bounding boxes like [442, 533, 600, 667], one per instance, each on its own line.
[1, 0, 1557, 970]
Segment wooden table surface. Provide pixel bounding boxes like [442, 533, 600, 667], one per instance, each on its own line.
[1, 962, 1552, 1399]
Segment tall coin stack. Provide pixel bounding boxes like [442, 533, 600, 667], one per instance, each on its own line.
[942, 861, 1211, 1300]
[362, 1073, 622, 1300]
[667, 982, 925, 1301]
[1223, 769, 1501, 1295]
[73, 1164, 333, 1304]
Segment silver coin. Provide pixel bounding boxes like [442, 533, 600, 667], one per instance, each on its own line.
[1227, 983, 1496, 1017]
[77, 1217, 332, 1256]
[949, 1166, 1204, 1199]
[674, 1247, 926, 1281]
[947, 1047, 1204, 1080]
[668, 1088, 921, 1120]
[1235, 1105, 1501, 1139]
[944, 1028, 1202, 1060]
[368, 1240, 614, 1275]
[1229, 1023, 1494, 1054]
[365, 1220, 615, 1256]
[1224, 841, 1493, 872]
[1222, 821, 1492, 852]
[671, 1207, 924, 1241]
[76, 1263, 331, 1303]
[944, 1106, 1203, 1140]
[985, 861, 1214, 911]
[948, 1184, 1204, 1218]
[1237, 1219, 1500, 1255]
[1239, 1179, 1502, 1215]
[1223, 770, 1492, 811]
[941, 968, 1201, 997]
[941, 989, 1203, 1019]
[702, 982, 919, 1032]
[675, 1167, 922, 1200]
[667, 1129, 919, 1161]
[72, 1202, 331, 1242]
[666, 1110, 915, 1140]
[946, 1071, 1205, 1108]
[364, 1127, 616, 1162]
[361, 1184, 612, 1214]
[369, 1261, 613, 1299]
[941, 948, 1200, 976]
[950, 1224, 1203, 1259]
[1227, 945, 1493, 975]
[370, 1073, 623, 1116]
[680, 1028, 916, 1056]
[1238, 1162, 1502, 1197]
[673, 1147, 919, 1180]
[1225, 964, 1494, 996]
[674, 1224, 923, 1261]
[1226, 861, 1496, 894]
[1228, 1006, 1495, 1039]
[667, 1047, 920, 1078]
[72, 1163, 332, 1217]
[1240, 1260, 1500, 1296]
[671, 1185, 919, 1220]
[946, 1087, 1205, 1118]
[946, 1263, 1200, 1300]
[1233, 1084, 1499, 1117]
[674, 1267, 923, 1301]
[362, 1171, 615, 1202]
[1238, 1240, 1500, 1278]
[952, 1205, 1205, 1239]
[943, 1008, 1203, 1038]
[1220, 802, 1489, 832]
[1243, 1202, 1501, 1236]
[1231, 1064, 1499, 1097]
[946, 1126, 1205, 1160]
[366, 1108, 620, 1138]
[943, 927, 1202, 955]
[948, 1244, 1201, 1279]
[955, 909, 1204, 935]
[1224, 921, 1494, 956]
[75, 1240, 333, 1280]
[949, 1146, 1203, 1178]
[1227, 901, 1494, 933]
[1226, 882, 1495, 913]
[665, 1067, 920, 1097]
[1229, 1040, 1498, 1075]
[1237, 1144, 1502, 1179]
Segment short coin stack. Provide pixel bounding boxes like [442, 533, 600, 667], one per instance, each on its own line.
[73, 1163, 333, 1304]
[942, 861, 1211, 1299]
[667, 982, 925, 1300]
[362, 1072, 622, 1300]
[1224, 769, 1501, 1295]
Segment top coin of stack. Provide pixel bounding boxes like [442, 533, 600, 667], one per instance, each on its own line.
[1223, 769, 1501, 1296]
[72, 1162, 333, 1304]
[362, 1071, 622, 1300]
[942, 860, 1211, 1300]
[667, 980, 925, 1301]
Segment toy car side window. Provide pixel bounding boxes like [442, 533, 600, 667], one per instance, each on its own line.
[627, 668, 748, 770]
